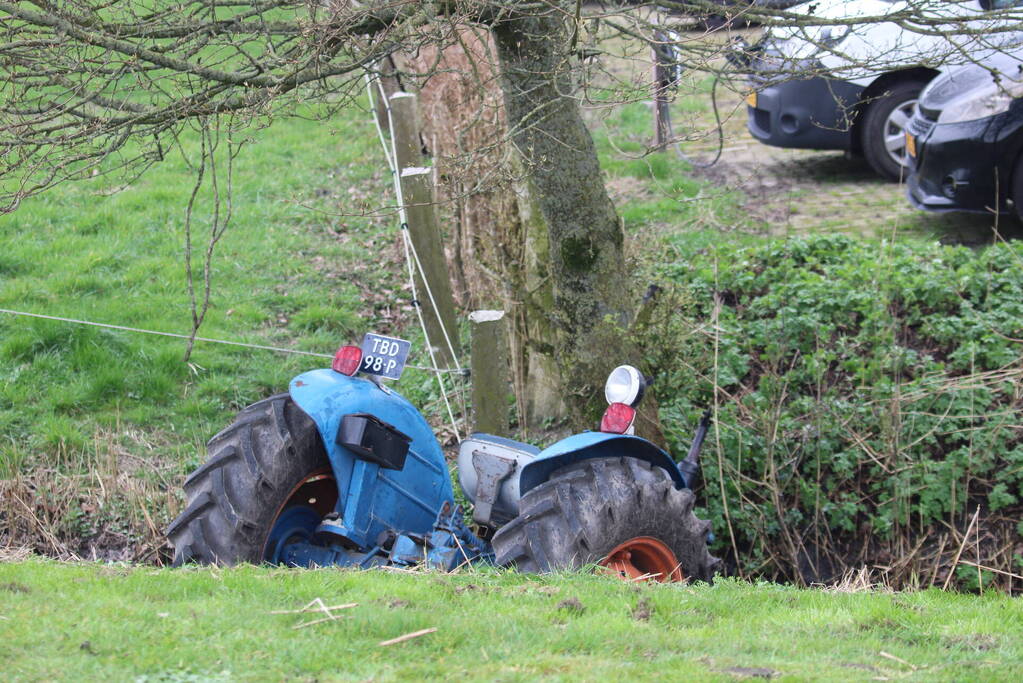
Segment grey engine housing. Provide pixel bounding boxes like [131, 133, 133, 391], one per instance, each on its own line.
[457, 434, 539, 528]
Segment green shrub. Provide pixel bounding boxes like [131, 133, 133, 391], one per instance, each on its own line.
[651, 235, 1023, 588]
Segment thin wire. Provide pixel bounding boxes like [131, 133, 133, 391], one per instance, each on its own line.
[405, 225, 460, 365]
[0, 307, 333, 358]
[367, 70, 462, 441]
[377, 84, 463, 442]
[0, 307, 461, 373]
[401, 223, 471, 425]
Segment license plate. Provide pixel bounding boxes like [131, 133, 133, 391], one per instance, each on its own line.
[359, 333, 411, 380]
[746, 91, 757, 108]
[906, 132, 916, 158]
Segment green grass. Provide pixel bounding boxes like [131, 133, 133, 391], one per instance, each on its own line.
[0, 105, 401, 472]
[1, 560, 1020, 681]
[590, 97, 755, 238]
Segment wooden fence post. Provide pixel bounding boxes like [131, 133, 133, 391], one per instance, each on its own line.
[399, 167, 458, 367]
[469, 310, 510, 436]
[388, 89, 458, 368]
[652, 30, 674, 151]
[389, 92, 424, 170]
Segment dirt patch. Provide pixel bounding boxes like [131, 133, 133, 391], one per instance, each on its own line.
[632, 597, 653, 621]
[943, 634, 999, 651]
[556, 597, 586, 613]
[1, 581, 31, 593]
[720, 666, 779, 679]
[606, 175, 657, 206]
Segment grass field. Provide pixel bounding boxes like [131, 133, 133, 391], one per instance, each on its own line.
[2, 558, 1021, 681]
[2, 26, 1021, 680]
[1, 107, 383, 458]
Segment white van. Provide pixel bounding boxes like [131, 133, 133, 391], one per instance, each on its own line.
[745, 0, 1023, 180]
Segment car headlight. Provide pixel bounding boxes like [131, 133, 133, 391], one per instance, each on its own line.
[938, 78, 1023, 124]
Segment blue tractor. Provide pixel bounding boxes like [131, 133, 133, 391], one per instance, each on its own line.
[167, 333, 720, 582]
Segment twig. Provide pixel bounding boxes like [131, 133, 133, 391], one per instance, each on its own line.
[448, 532, 473, 573]
[959, 561, 1023, 582]
[272, 598, 317, 614]
[879, 651, 918, 671]
[270, 600, 358, 614]
[271, 598, 359, 629]
[710, 266, 742, 579]
[378, 627, 437, 646]
[293, 615, 349, 630]
[942, 506, 980, 590]
[928, 534, 948, 588]
[377, 565, 423, 573]
[975, 509, 983, 593]
[315, 598, 335, 619]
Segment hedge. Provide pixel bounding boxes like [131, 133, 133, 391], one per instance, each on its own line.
[650, 235, 1023, 590]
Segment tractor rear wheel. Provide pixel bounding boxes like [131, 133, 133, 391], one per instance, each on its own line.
[492, 457, 721, 583]
[167, 394, 335, 566]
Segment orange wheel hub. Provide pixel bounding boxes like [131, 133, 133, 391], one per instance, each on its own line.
[261, 469, 337, 557]
[600, 537, 684, 583]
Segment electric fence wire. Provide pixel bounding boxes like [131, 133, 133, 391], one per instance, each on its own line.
[0, 308, 464, 373]
[369, 78, 464, 372]
[365, 69, 464, 442]
[0, 78, 479, 391]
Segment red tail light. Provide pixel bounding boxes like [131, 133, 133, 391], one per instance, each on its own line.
[332, 345, 362, 376]
[600, 402, 636, 434]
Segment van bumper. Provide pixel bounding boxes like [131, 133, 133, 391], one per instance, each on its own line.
[747, 74, 863, 151]
[905, 114, 1005, 214]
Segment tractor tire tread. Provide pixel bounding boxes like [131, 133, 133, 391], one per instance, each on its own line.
[492, 456, 720, 583]
[167, 394, 327, 566]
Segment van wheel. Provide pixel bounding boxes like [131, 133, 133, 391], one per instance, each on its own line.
[861, 80, 925, 182]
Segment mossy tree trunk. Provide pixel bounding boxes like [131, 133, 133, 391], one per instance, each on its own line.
[491, 12, 663, 441]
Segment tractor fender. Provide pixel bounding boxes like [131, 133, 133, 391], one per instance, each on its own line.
[518, 431, 686, 496]
[288, 369, 454, 548]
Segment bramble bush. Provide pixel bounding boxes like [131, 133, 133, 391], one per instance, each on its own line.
[647, 235, 1023, 589]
